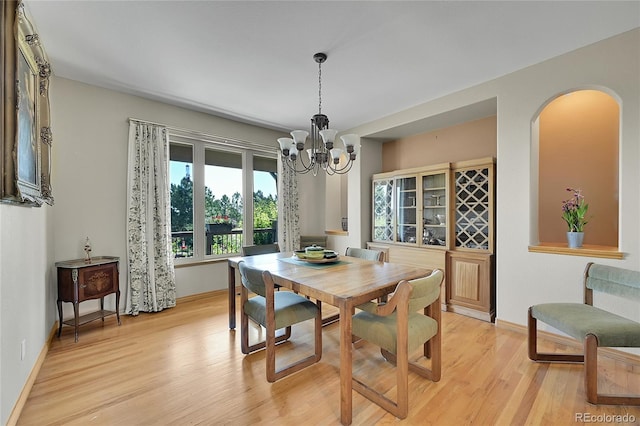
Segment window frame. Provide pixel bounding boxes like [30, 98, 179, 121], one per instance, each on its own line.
[169, 131, 278, 265]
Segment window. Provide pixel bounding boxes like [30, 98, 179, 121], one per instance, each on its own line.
[169, 144, 194, 258]
[204, 147, 243, 256]
[169, 134, 278, 262]
[253, 155, 278, 245]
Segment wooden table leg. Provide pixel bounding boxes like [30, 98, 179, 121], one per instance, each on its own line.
[340, 301, 353, 425]
[228, 262, 236, 329]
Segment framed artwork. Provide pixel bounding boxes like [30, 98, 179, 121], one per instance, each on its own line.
[1, 0, 53, 206]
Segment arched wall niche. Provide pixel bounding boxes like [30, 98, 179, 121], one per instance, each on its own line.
[531, 88, 619, 249]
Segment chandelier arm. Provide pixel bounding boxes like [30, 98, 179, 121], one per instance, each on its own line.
[297, 149, 311, 168]
[327, 157, 355, 175]
[283, 156, 313, 174]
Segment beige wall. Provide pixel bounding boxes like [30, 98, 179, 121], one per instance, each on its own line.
[347, 29, 639, 337]
[47, 77, 287, 306]
[381, 116, 497, 172]
[538, 90, 619, 246]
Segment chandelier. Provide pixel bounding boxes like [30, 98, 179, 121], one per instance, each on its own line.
[277, 52, 359, 176]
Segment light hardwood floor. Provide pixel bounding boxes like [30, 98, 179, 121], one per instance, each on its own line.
[17, 291, 640, 425]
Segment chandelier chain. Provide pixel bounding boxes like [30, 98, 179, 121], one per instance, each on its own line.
[318, 61, 322, 115]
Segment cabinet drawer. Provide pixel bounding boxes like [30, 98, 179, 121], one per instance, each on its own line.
[57, 261, 119, 302]
[79, 263, 119, 300]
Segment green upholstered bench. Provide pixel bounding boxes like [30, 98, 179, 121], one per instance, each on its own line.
[528, 262, 640, 405]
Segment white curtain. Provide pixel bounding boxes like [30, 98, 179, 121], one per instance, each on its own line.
[126, 121, 176, 315]
[278, 158, 300, 252]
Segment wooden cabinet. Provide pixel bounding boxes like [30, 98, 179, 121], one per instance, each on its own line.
[421, 170, 450, 248]
[372, 177, 395, 242]
[56, 256, 121, 342]
[446, 251, 495, 322]
[372, 163, 450, 248]
[447, 158, 496, 321]
[452, 160, 494, 252]
[370, 157, 496, 322]
[396, 175, 418, 244]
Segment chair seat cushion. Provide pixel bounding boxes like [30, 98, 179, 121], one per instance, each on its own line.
[352, 311, 438, 355]
[244, 292, 318, 330]
[531, 303, 640, 347]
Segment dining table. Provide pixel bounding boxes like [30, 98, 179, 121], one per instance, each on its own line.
[227, 251, 432, 425]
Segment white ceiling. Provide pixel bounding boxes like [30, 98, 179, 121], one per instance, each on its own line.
[25, 1, 640, 136]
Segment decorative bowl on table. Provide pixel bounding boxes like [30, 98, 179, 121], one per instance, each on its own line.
[323, 250, 338, 259]
[293, 250, 307, 259]
[304, 245, 325, 259]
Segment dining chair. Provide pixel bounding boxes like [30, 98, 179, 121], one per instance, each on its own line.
[299, 235, 327, 250]
[241, 243, 280, 257]
[320, 246, 385, 327]
[345, 247, 385, 262]
[238, 261, 322, 382]
[241, 243, 282, 291]
[351, 269, 444, 419]
[346, 247, 386, 310]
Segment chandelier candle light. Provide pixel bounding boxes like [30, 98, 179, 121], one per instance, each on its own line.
[278, 53, 359, 176]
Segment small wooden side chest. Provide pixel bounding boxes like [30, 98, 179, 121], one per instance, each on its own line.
[55, 256, 121, 342]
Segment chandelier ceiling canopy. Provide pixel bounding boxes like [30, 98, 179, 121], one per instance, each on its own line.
[278, 53, 359, 176]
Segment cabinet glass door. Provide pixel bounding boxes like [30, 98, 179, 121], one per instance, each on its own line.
[454, 168, 490, 250]
[372, 178, 394, 242]
[422, 172, 447, 247]
[396, 176, 417, 244]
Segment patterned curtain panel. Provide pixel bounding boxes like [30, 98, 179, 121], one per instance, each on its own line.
[126, 121, 176, 315]
[278, 158, 300, 252]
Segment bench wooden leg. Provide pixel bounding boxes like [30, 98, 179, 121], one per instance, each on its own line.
[584, 334, 640, 405]
[584, 334, 598, 404]
[527, 307, 584, 363]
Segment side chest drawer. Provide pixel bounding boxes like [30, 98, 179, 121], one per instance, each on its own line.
[57, 262, 119, 302]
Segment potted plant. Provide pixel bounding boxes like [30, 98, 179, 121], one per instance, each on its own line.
[206, 215, 234, 235]
[561, 188, 589, 248]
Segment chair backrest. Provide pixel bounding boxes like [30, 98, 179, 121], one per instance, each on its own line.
[238, 261, 266, 296]
[406, 269, 444, 312]
[241, 243, 280, 257]
[300, 235, 327, 250]
[345, 247, 385, 262]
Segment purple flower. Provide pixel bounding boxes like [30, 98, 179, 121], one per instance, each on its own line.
[561, 188, 589, 232]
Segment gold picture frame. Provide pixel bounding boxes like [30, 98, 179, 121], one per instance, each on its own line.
[1, 0, 53, 206]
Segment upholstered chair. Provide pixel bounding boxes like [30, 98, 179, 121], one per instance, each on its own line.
[241, 243, 281, 290]
[346, 247, 386, 308]
[345, 247, 385, 262]
[318, 247, 385, 327]
[238, 261, 322, 382]
[299, 235, 328, 250]
[351, 269, 444, 419]
[241, 243, 280, 257]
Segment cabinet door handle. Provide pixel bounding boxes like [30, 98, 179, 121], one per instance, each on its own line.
[80, 284, 87, 289]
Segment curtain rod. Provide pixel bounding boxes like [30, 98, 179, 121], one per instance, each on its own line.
[127, 117, 277, 153]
